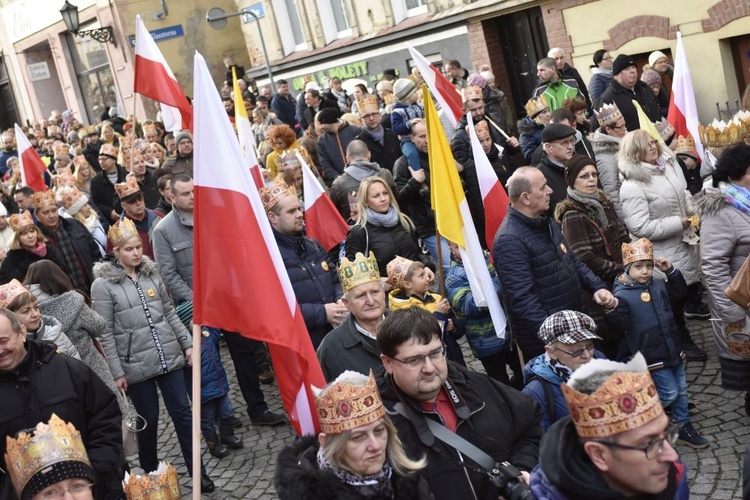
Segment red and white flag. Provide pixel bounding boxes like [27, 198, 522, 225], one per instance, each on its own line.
[134, 15, 193, 132]
[667, 31, 704, 159]
[297, 152, 349, 251]
[14, 124, 47, 192]
[192, 51, 324, 436]
[407, 45, 464, 127]
[466, 115, 509, 250]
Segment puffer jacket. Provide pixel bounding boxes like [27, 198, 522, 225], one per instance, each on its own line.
[483, 86, 514, 134]
[518, 116, 544, 163]
[606, 270, 686, 367]
[452, 114, 513, 173]
[91, 257, 192, 384]
[198, 327, 230, 403]
[493, 207, 605, 359]
[698, 189, 750, 361]
[588, 130, 624, 219]
[152, 207, 194, 303]
[619, 151, 700, 284]
[31, 314, 81, 360]
[393, 152, 435, 239]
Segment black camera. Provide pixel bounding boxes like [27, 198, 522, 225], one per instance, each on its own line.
[488, 461, 533, 500]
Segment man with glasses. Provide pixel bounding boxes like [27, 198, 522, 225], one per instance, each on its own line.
[590, 102, 629, 219]
[356, 95, 401, 172]
[538, 123, 578, 216]
[376, 307, 542, 500]
[596, 54, 660, 132]
[530, 353, 689, 498]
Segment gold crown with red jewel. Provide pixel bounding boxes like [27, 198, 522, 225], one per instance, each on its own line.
[123, 462, 181, 500]
[107, 217, 138, 248]
[674, 135, 697, 157]
[622, 237, 654, 266]
[339, 252, 380, 292]
[9, 210, 34, 233]
[259, 180, 296, 213]
[594, 102, 623, 128]
[31, 190, 57, 211]
[0, 279, 29, 309]
[462, 85, 483, 103]
[524, 95, 548, 118]
[313, 370, 385, 434]
[356, 95, 380, 115]
[386, 255, 415, 290]
[5, 414, 93, 498]
[469, 120, 490, 140]
[115, 177, 141, 201]
[561, 353, 664, 438]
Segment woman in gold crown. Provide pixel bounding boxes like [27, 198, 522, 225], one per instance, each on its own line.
[0, 211, 68, 284]
[90, 218, 216, 492]
[518, 95, 550, 163]
[274, 371, 432, 500]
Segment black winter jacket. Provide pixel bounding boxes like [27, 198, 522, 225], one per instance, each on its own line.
[376, 362, 542, 500]
[452, 114, 514, 173]
[0, 340, 124, 500]
[345, 222, 432, 278]
[90, 166, 127, 220]
[492, 207, 605, 359]
[275, 435, 434, 500]
[40, 217, 102, 290]
[357, 128, 402, 172]
[0, 245, 68, 283]
[393, 153, 435, 240]
[82, 140, 103, 173]
[318, 123, 363, 184]
[596, 79, 660, 132]
[537, 156, 569, 218]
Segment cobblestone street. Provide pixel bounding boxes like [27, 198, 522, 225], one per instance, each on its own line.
[132, 317, 746, 498]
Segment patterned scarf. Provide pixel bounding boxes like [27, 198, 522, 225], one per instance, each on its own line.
[567, 187, 610, 229]
[316, 447, 394, 498]
[366, 207, 399, 228]
[51, 224, 88, 290]
[720, 182, 750, 216]
[544, 353, 575, 383]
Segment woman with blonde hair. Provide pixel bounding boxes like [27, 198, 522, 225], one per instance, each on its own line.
[252, 107, 282, 146]
[150, 142, 167, 166]
[73, 155, 95, 194]
[345, 176, 433, 277]
[0, 210, 68, 283]
[275, 371, 431, 499]
[99, 122, 119, 147]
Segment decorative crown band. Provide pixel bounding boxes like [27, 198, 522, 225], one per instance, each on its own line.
[313, 371, 385, 434]
[339, 252, 380, 292]
[622, 237, 654, 266]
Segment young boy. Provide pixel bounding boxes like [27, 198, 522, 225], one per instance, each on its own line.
[386, 256, 465, 365]
[605, 237, 708, 449]
[390, 78, 425, 171]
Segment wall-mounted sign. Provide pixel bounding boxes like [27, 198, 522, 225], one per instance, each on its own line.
[241, 3, 265, 23]
[292, 61, 369, 91]
[128, 25, 185, 47]
[27, 61, 51, 82]
[2, 0, 96, 43]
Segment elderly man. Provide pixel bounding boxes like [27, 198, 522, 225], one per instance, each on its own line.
[316, 252, 386, 381]
[33, 191, 101, 291]
[492, 167, 617, 361]
[532, 57, 583, 112]
[90, 143, 127, 222]
[590, 103, 628, 218]
[597, 54, 660, 131]
[262, 182, 346, 348]
[530, 353, 689, 498]
[355, 95, 401, 172]
[537, 123, 578, 216]
[316, 108, 361, 184]
[0, 308, 125, 499]
[548, 47, 590, 108]
[376, 307, 542, 500]
[160, 131, 193, 178]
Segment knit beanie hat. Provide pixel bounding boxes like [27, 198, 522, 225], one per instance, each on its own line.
[612, 54, 636, 75]
[393, 79, 417, 102]
[648, 50, 668, 68]
[174, 131, 192, 146]
[467, 73, 487, 89]
[564, 154, 597, 188]
[640, 69, 661, 87]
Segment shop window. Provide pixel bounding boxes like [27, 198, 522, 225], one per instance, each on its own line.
[317, 0, 352, 44]
[392, 0, 427, 25]
[0, 56, 19, 130]
[272, 0, 308, 55]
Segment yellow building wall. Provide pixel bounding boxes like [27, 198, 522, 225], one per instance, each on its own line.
[562, 0, 749, 122]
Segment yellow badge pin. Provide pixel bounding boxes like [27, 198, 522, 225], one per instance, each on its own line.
[321, 261, 329, 271]
[641, 292, 651, 303]
[147, 288, 156, 297]
[560, 243, 567, 254]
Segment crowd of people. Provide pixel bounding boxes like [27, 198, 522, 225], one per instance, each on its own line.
[1, 45, 750, 499]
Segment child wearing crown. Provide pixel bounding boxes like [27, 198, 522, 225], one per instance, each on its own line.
[605, 237, 708, 449]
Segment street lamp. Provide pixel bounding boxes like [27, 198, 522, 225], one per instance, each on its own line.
[206, 7, 275, 93]
[60, 0, 117, 46]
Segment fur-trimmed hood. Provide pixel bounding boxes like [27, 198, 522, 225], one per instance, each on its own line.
[93, 256, 159, 283]
[588, 130, 620, 156]
[618, 150, 676, 184]
[696, 188, 728, 218]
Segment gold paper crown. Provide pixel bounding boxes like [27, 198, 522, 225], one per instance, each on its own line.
[259, 181, 296, 213]
[124, 462, 181, 500]
[472, 121, 490, 140]
[356, 95, 380, 115]
[143, 123, 158, 135]
[386, 255, 415, 290]
[31, 190, 56, 211]
[5, 414, 92, 498]
[654, 118, 675, 141]
[84, 125, 99, 137]
[57, 186, 89, 215]
[594, 102, 623, 128]
[462, 85, 483, 103]
[339, 252, 380, 292]
[674, 135, 697, 156]
[9, 210, 34, 233]
[119, 135, 133, 149]
[313, 371, 385, 434]
[699, 120, 745, 147]
[108, 217, 139, 248]
[0, 279, 29, 309]
[278, 150, 302, 172]
[622, 237, 654, 266]
[115, 177, 142, 201]
[561, 353, 663, 438]
[524, 95, 548, 118]
[99, 143, 119, 159]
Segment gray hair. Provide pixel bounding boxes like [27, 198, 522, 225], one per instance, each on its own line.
[548, 48, 564, 57]
[506, 166, 537, 203]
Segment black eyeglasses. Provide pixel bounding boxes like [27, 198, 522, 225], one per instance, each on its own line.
[391, 346, 446, 369]
[596, 422, 679, 460]
[554, 342, 595, 358]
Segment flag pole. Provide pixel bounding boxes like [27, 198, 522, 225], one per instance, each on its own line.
[434, 223, 446, 298]
[191, 323, 201, 498]
[130, 95, 137, 174]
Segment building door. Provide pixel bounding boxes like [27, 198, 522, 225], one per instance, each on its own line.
[0, 56, 19, 130]
[492, 7, 549, 117]
[732, 34, 750, 102]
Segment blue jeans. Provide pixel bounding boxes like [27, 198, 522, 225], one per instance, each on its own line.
[201, 394, 236, 439]
[422, 235, 451, 274]
[650, 362, 689, 426]
[127, 369, 205, 475]
[400, 139, 422, 171]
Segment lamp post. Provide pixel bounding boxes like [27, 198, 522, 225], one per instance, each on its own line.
[206, 7, 275, 93]
[60, 1, 117, 46]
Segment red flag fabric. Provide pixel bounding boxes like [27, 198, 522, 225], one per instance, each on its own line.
[298, 153, 349, 251]
[407, 45, 464, 127]
[667, 32, 704, 159]
[192, 51, 324, 436]
[134, 15, 193, 132]
[15, 124, 47, 192]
